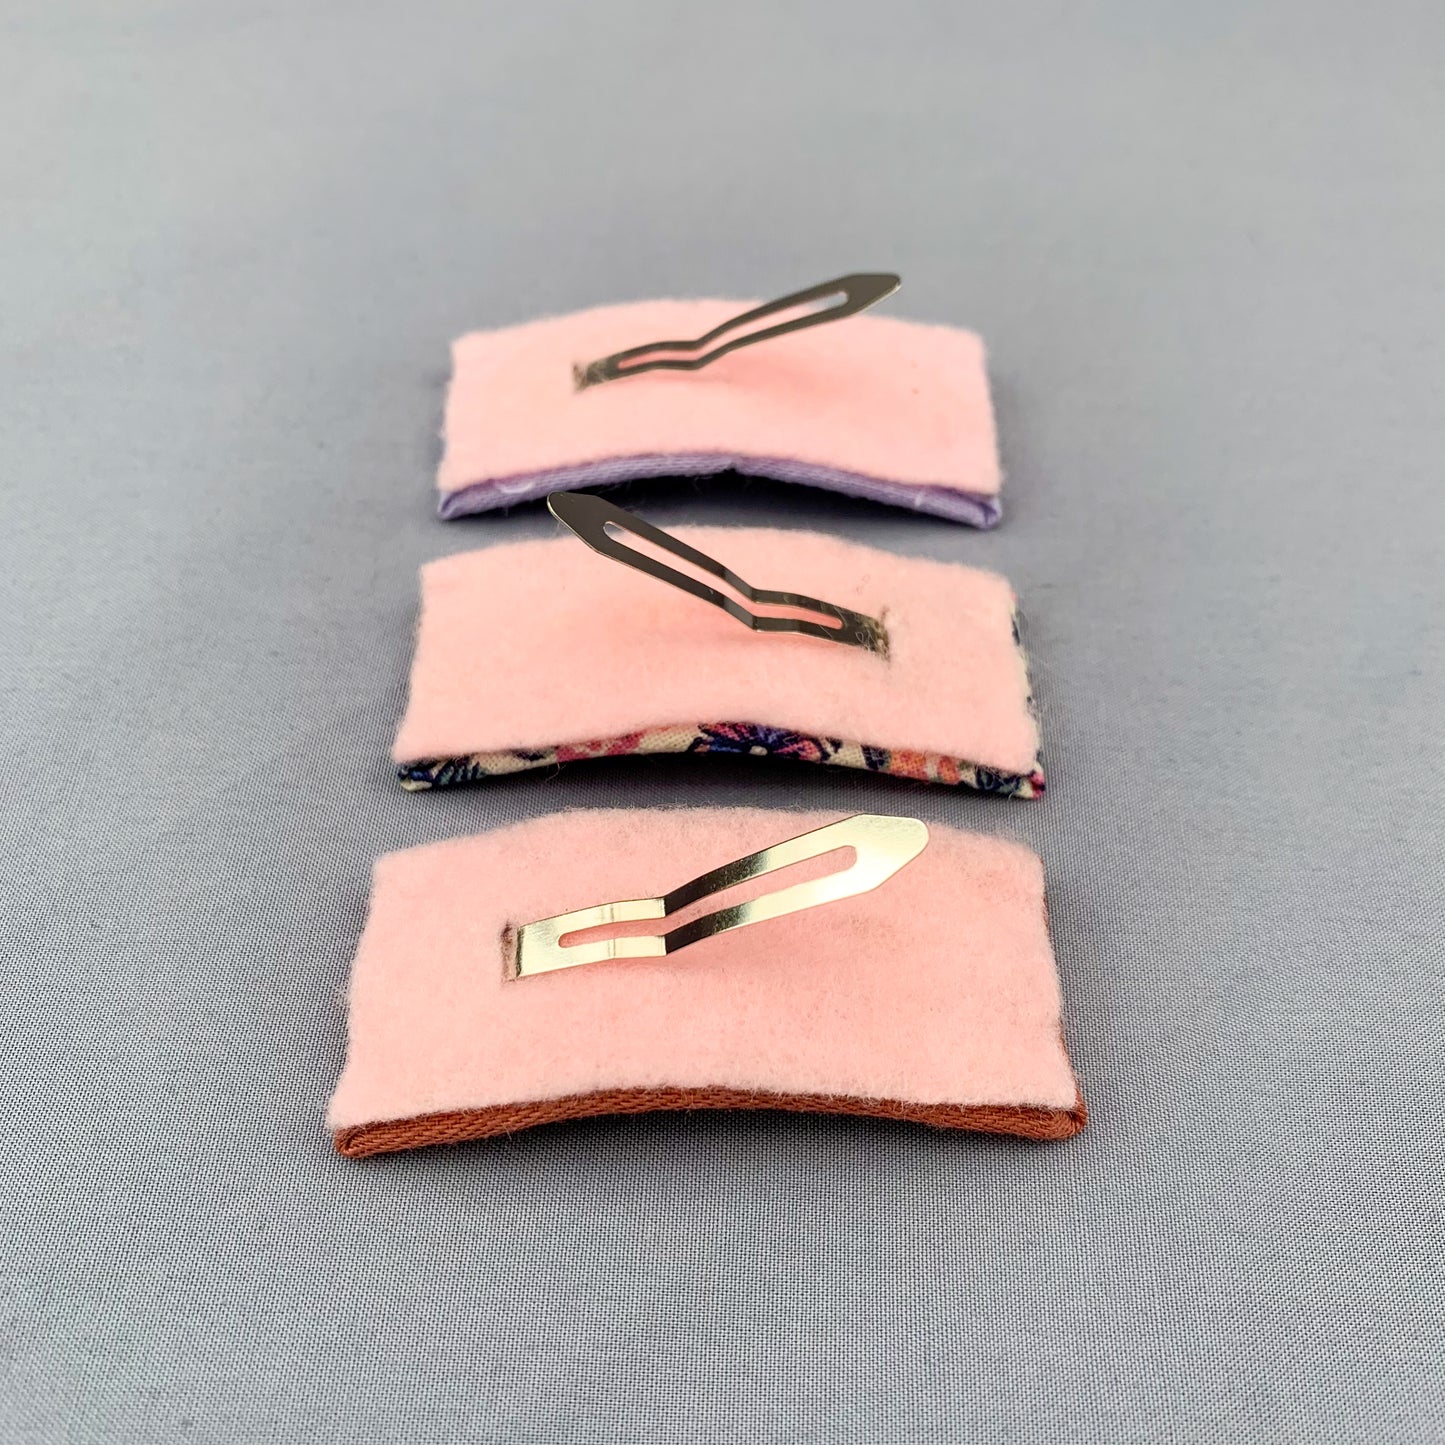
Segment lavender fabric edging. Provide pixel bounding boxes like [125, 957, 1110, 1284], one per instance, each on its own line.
[437, 452, 1003, 528]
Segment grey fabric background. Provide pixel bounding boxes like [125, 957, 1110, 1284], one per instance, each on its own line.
[2, 3, 1442, 1441]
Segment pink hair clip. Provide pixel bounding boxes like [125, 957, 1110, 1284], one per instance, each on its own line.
[435, 273, 1004, 526]
[329, 809, 1086, 1156]
[393, 497, 1046, 796]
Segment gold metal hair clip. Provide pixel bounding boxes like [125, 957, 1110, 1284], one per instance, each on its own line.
[505, 813, 928, 979]
[548, 491, 889, 655]
[573, 272, 901, 390]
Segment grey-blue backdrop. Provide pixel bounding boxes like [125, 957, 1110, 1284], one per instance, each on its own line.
[2, 3, 1441, 1441]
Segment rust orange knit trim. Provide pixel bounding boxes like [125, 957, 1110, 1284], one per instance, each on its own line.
[334, 1085, 1087, 1157]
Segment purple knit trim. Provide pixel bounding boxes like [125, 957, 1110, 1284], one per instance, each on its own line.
[436, 453, 1002, 528]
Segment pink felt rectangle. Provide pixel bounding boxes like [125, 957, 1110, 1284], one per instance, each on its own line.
[327, 809, 1084, 1147]
[393, 526, 1044, 795]
[437, 300, 1002, 525]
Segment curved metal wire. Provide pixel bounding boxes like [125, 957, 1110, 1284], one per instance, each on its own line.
[574, 272, 901, 388]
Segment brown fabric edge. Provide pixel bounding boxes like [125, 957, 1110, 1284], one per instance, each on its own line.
[334, 1084, 1087, 1158]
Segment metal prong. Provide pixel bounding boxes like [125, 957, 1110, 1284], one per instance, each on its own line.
[506, 813, 929, 979]
[574, 272, 901, 388]
[548, 491, 889, 656]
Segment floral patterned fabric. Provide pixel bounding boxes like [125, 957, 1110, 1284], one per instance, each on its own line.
[398, 722, 1045, 797]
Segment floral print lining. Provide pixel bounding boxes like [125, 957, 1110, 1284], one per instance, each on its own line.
[398, 722, 1044, 797]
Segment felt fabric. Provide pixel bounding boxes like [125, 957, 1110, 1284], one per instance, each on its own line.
[392, 527, 1045, 793]
[339, 1090, 1083, 1158]
[398, 722, 1044, 797]
[328, 809, 1085, 1153]
[436, 300, 1002, 525]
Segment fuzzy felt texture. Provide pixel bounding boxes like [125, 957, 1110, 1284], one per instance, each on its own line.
[327, 808, 1085, 1152]
[392, 527, 1043, 790]
[436, 300, 1002, 525]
